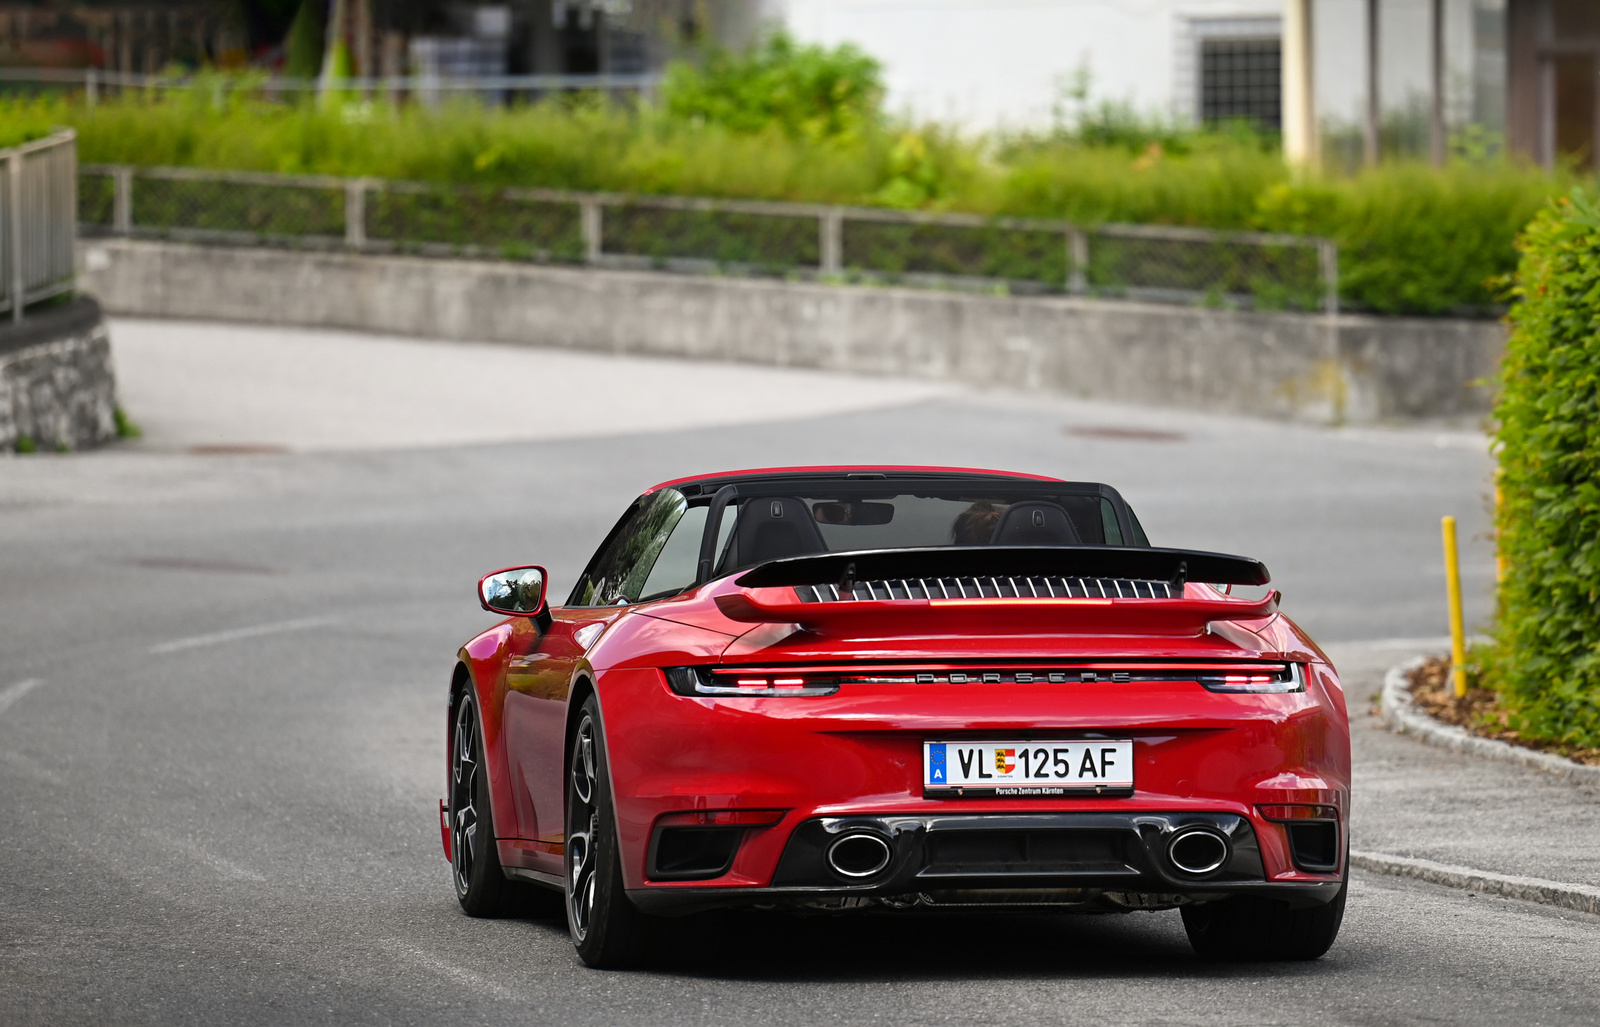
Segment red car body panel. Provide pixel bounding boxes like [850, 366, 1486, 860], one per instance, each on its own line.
[449, 466, 1350, 914]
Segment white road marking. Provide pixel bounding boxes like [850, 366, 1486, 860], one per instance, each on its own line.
[0, 750, 66, 785]
[0, 678, 44, 716]
[383, 942, 525, 1002]
[143, 830, 267, 882]
[148, 616, 338, 655]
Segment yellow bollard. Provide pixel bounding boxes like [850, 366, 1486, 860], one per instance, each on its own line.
[1494, 467, 1505, 584]
[1442, 516, 1468, 698]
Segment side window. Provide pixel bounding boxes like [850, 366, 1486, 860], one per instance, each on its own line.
[1126, 505, 1151, 547]
[1099, 498, 1124, 546]
[637, 504, 709, 601]
[570, 490, 689, 606]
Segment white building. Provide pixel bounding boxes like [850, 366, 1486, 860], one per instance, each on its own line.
[767, 0, 1593, 172]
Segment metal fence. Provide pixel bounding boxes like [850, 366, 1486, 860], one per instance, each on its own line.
[0, 67, 661, 106]
[3, 131, 77, 322]
[79, 163, 1339, 314]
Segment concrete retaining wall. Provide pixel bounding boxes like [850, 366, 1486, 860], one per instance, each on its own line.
[0, 297, 118, 452]
[80, 239, 1505, 425]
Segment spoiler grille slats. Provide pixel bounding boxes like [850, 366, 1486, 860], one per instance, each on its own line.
[794, 575, 1177, 604]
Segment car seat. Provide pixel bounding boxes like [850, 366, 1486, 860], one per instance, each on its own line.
[723, 497, 829, 570]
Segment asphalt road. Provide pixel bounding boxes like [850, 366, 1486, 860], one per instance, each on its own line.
[5, 322, 1592, 1025]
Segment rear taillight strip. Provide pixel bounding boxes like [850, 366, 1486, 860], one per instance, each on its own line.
[665, 663, 1303, 695]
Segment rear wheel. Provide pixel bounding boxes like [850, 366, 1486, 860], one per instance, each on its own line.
[449, 690, 521, 916]
[566, 696, 656, 968]
[1181, 875, 1347, 961]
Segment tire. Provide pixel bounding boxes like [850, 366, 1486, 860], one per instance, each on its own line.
[449, 689, 522, 917]
[1181, 874, 1347, 961]
[566, 695, 656, 968]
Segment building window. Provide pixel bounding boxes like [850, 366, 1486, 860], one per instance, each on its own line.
[1176, 17, 1281, 131]
[1200, 37, 1282, 130]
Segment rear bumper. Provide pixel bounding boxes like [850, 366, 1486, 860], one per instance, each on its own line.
[627, 810, 1343, 915]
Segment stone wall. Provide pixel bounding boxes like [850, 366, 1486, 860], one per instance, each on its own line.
[0, 298, 118, 452]
[79, 239, 1506, 425]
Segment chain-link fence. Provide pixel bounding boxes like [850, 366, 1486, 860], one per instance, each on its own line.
[80, 164, 1338, 313]
[3, 131, 78, 321]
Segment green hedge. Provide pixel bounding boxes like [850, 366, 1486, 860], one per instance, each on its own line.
[1486, 190, 1600, 749]
[3, 86, 1581, 314]
[0, 117, 55, 149]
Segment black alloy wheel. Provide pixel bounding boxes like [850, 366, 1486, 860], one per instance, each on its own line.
[1181, 870, 1348, 960]
[566, 695, 655, 967]
[449, 690, 518, 916]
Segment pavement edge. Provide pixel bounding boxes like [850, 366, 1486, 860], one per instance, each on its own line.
[1378, 657, 1600, 785]
[1350, 850, 1600, 917]
[1357, 657, 1600, 916]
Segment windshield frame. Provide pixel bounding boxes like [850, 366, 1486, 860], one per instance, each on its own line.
[687, 475, 1145, 586]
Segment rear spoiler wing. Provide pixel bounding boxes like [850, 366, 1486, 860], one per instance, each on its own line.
[734, 546, 1270, 590]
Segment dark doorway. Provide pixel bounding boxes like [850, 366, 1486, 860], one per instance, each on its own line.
[1552, 54, 1597, 168]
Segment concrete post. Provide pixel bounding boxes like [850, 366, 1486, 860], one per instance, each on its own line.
[8, 152, 22, 322]
[1318, 239, 1339, 318]
[1067, 228, 1089, 295]
[1282, 0, 1317, 166]
[819, 208, 843, 274]
[580, 199, 602, 264]
[113, 166, 133, 236]
[1365, 0, 1381, 166]
[1430, 0, 1445, 167]
[344, 179, 367, 248]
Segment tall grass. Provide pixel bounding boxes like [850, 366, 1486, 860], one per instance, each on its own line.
[1, 83, 1578, 314]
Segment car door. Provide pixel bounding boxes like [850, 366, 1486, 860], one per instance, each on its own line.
[502, 490, 697, 874]
[501, 606, 617, 875]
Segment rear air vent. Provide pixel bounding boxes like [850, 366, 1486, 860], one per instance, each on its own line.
[794, 576, 1176, 603]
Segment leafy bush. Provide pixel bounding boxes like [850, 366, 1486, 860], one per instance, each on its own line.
[660, 32, 883, 141]
[0, 113, 57, 149]
[1484, 189, 1600, 748]
[1254, 164, 1562, 315]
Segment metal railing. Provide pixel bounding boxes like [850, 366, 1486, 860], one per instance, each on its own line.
[78, 163, 1339, 314]
[3, 131, 78, 322]
[0, 67, 661, 105]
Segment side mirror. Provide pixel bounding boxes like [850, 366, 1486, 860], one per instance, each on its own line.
[478, 565, 548, 617]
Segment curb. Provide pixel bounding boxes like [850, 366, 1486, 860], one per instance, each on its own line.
[1351, 850, 1600, 917]
[1378, 657, 1600, 785]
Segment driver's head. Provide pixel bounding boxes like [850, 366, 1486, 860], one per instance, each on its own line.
[951, 501, 1004, 546]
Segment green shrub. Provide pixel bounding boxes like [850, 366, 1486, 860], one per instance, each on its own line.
[114, 407, 142, 438]
[0, 110, 56, 149]
[660, 31, 883, 141]
[1484, 189, 1600, 748]
[1254, 164, 1563, 315]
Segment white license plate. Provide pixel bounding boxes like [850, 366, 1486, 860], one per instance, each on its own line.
[923, 740, 1135, 796]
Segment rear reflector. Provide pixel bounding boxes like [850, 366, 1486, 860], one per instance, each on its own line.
[657, 809, 788, 828]
[1257, 804, 1339, 822]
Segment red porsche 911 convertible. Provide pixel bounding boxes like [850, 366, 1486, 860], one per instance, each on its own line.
[442, 466, 1349, 966]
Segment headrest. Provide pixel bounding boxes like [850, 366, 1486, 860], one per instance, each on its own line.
[990, 502, 1082, 546]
